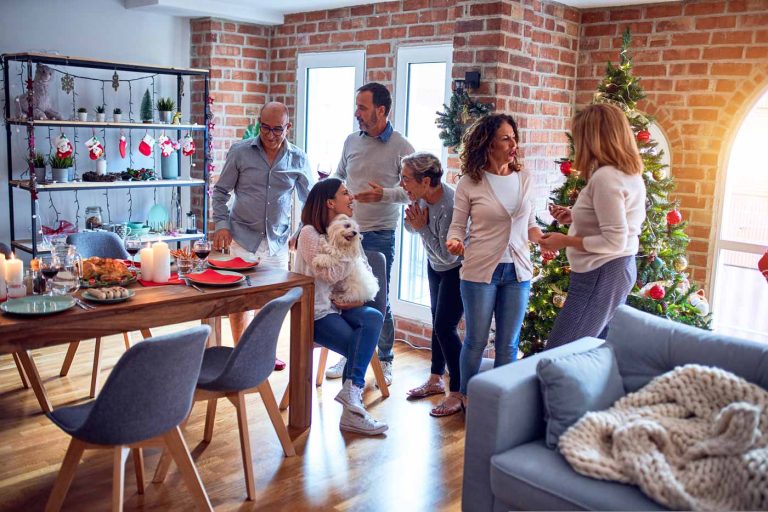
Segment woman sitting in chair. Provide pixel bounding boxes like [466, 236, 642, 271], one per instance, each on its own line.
[295, 178, 388, 436]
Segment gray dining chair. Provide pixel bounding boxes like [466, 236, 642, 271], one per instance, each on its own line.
[61, 232, 146, 398]
[152, 287, 302, 501]
[45, 325, 213, 512]
[279, 250, 390, 411]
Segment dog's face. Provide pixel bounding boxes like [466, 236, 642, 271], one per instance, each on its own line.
[327, 215, 362, 255]
[35, 64, 53, 83]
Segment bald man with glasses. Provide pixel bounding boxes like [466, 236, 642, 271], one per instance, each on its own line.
[212, 101, 314, 352]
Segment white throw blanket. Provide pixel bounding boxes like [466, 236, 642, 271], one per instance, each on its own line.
[559, 364, 768, 511]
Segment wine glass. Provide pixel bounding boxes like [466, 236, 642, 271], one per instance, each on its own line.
[192, 239, 212, 272]
[125, 236, 142, 272]
[39, 255, 61, 296]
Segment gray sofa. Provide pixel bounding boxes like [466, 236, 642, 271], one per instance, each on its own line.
[462, 305, 768, 511]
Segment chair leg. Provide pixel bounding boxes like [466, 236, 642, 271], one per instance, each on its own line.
[163, 426, 213, 511]
[16, 350, 52, 413]
[278, 382, 290, 411]
[45, 438, 86, 512]
[122, 333, 131, 351]
[316, 347, 329, 387]
[140, 329, 152, 339]
[151, 449, 172, 484]
[371, 352, 390, 398]
[132, 448, 145, 495]
[203, 398, 217, 443]
[258, 381, 296, 457]
[89, 338, 103, 399]
[230, 392, 256, 500]
[59, 342, 80, 377]
[12, 352, 30, 389]
[112, 446, 129, 512]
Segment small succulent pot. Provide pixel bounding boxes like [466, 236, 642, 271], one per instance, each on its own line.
[113, 113, 122, 123]
[96, 113, 106, 122]
[77, 111, 88, 122]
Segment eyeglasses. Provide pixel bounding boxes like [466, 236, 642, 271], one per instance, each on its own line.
[259, 123, 288, 136]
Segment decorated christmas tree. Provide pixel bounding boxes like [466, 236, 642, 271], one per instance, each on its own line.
[520, 29, 712, 356]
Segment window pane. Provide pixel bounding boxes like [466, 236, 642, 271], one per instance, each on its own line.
[305, 67, 356, 176]
[398, 61, 448, 307]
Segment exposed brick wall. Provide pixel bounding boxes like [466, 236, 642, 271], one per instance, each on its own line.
[577, 0, 768, 288]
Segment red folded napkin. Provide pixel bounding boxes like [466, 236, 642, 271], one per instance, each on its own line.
[138, 272, 185, 287]
[207, 256, 258, 269]
[186, 269, 241, 284]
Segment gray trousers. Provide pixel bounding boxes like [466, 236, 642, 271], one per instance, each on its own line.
[546, 255, 636, 350]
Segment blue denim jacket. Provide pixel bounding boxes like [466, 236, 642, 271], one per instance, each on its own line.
[212, 137, 314, 255]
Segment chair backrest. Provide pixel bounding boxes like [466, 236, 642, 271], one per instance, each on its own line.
[201, 287, 303, 391]
[364, 250, 386, 316]
[73, 325, 210, 445]
[0, 242, 11, 258]
[66, 232, 130, 259]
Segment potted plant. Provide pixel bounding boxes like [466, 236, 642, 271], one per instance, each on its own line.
[140, 89, 152, 123]
[95, 105, 106, 122]
[77, 107, 87, 122]
[30, 152, 47, 180]
[49, 155, 73, 182]
[156, 97, 176, 124]
[112, 107, 122, 123]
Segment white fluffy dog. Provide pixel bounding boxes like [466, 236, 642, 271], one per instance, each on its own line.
[312, 214, 379, 304]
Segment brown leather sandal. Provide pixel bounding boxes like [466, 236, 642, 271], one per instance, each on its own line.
[406, 380, 445, 399]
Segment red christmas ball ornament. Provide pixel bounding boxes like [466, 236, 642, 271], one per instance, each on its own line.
[559, 161, 572, 176]
[758, 249, 768, 283]
[648, 284, 666, 300]
[637, 130, 651, 143]
[666, 209, 683, 226]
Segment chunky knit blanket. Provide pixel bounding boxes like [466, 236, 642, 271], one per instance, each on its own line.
[558, 364, 768, 511]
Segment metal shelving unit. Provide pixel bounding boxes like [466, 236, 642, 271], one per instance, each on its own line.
[2, 52, 210, 256]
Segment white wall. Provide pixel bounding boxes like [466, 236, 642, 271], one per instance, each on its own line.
[0, 0, 191, 254]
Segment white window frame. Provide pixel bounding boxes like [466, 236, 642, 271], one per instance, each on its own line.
[391, 44, 453, 324]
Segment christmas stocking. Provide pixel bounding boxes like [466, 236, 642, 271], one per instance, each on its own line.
[139, 133, 155, 156]
[181, 133, 196, 156]
[55, 134, 73, 159]
[119, 135, 127, 159]
[85, 136, 104, 160]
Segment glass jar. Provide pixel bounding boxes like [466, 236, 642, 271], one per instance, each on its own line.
[85, 206, 103, 230]
[186, 211, 197, 234]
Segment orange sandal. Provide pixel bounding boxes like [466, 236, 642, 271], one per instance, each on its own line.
[407, 380, 445, 399]
[430, 394, 465, 418]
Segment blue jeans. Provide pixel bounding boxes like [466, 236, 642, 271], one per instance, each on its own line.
[459, 263, 531, 395]
[314, 306, 383, 388]
[360, 229, 395, 362]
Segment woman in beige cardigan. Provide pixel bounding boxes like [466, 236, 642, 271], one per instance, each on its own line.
[446, 114, 547, 398]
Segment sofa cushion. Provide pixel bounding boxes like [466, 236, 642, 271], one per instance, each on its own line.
[490, 440, 668, 511]
[606, 305, 768, 393]
[537, 346, 625, 448]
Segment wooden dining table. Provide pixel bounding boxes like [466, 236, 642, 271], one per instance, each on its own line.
[0, 266, 315, 431]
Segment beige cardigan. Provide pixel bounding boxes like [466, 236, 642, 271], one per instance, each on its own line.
[447, 169, 536, 283]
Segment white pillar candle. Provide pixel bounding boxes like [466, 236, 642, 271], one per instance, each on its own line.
[0, 254, 6, 300]
[152, 241, 171, 284]
[5, 256, 23, 284]
[139, 247, 154, 282]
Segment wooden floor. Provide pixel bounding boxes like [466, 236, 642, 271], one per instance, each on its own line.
[0, 320, 465, 511]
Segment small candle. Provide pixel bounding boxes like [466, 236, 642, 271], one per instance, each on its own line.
[5, 255, 23, 284]
[139, 247, 154, 282]
[152, 241, 171, 284]
[0, 254, 6, 301]
[7, 282, 26, 299]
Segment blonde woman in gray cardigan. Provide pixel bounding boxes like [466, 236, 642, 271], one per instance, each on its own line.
[540, 103, 645, 349]
[446, 114, 548, 399]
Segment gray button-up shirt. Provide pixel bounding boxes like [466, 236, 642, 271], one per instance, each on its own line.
[212, 137, 314, 255]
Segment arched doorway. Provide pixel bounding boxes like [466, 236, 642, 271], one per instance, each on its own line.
[712, 89, 768, 342]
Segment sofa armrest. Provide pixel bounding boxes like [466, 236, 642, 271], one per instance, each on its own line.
[462, 337, 604, 512]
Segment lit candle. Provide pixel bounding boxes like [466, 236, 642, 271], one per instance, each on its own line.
[0, 254, 6, 301]
[152, 241, 171, 283]
[5, 255, 23, 284]
[139, 247, 154, 282]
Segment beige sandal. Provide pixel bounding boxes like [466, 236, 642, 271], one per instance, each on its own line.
[407, 380, 445, 399]
[430, 394, 465, 417]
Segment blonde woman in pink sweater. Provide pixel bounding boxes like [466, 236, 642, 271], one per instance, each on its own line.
[446, 114, 548, 398]
[540, 103, 646, 349]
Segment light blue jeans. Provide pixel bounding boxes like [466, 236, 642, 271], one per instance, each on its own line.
[459, 263, 531, 395]
[360, 229, 395, 362]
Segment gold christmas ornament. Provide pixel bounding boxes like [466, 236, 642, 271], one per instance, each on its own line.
[673, 255, 688, 272]
[652, 168, 665, 181]
[553, 294, 567, 308]
[533, 266, 540, 278]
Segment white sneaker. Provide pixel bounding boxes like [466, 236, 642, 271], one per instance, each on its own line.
[339, 408, 388, 436]
[325, 356, 346, 379]
[334, 379, 366, 416]
[381, 360, 393, 386]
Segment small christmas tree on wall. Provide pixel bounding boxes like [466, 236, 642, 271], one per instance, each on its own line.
[521, 29, 712, 356]
[436, 86, 494, 150]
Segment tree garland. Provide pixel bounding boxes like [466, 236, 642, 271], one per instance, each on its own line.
[435, 88, 494, 149]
